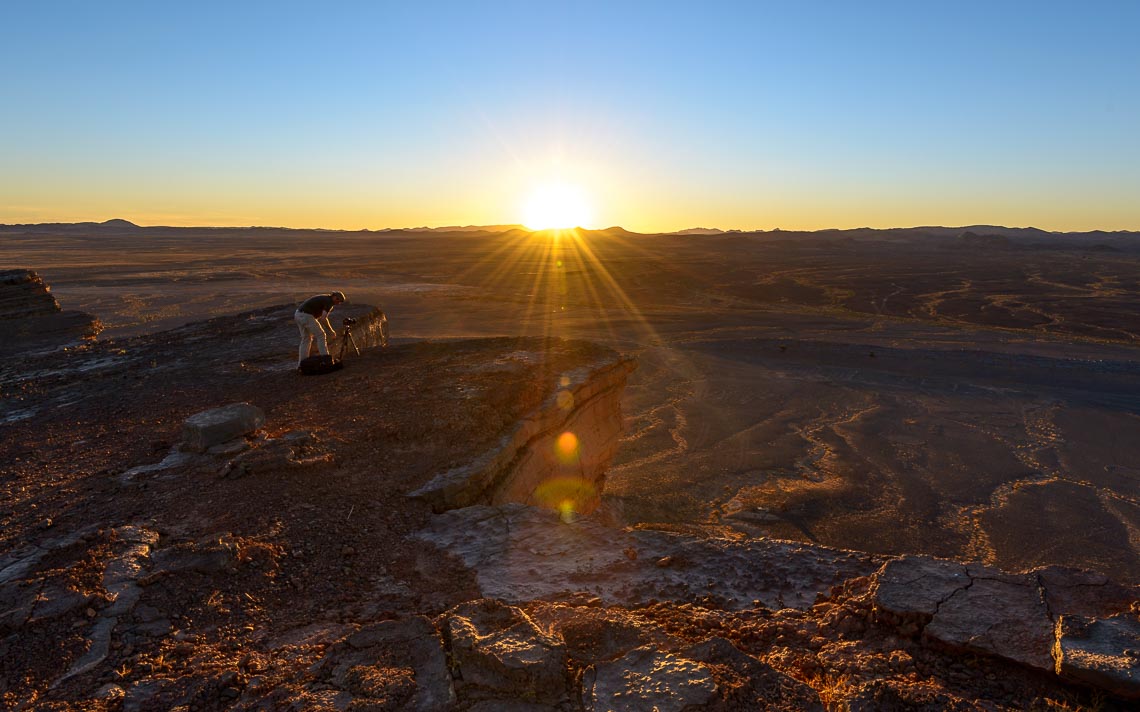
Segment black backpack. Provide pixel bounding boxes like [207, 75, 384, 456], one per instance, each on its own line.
[298, 354, 343, 376]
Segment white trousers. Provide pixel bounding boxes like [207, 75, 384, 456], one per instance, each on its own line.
[295, 311, 329, 363]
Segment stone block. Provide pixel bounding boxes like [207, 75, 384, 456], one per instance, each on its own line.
[181, 403, 265, 452]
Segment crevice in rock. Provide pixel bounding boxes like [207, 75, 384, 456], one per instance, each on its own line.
[928, 572, 975, 626]
[1036, 572, 1056, 624]
[482, 380, 625, 502]
[411, 356, 635, 514]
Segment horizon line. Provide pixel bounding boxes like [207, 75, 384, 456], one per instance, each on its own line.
[4, 217, 1140, 236]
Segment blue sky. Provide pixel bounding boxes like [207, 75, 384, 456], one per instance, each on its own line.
[2, 1, 1138, 230]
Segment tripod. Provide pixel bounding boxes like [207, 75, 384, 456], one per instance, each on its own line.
[338, 320, 361, 360]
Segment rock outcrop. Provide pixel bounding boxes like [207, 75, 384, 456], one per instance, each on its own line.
[871, 555, 1140, 697]
[0, 269, 101, 352]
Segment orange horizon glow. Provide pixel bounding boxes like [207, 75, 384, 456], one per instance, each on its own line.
[7, 208, 1140, 235]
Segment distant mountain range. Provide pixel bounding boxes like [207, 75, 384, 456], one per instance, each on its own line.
[1, 219, 1137, 241]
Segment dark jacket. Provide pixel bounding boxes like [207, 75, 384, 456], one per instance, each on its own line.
[298, 294, 337, 317]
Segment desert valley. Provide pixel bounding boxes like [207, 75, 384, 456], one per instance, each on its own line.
[2, 220, 1139, 709]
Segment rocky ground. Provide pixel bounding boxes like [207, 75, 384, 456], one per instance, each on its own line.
[1, 305, 1138, 710]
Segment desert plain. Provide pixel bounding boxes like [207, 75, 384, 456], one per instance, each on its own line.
[5, 220, 1139, 583]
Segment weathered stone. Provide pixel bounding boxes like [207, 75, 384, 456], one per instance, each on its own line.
[1055, 612, 1140, 699]
[0, 580, 39, 631]
[686, 637, 822, 711]
[446, 599, 568, 705]
[871, 556, 1075, 673]
[419, 503, 879, 611]
[94, 683, 126, 701]
[319, 616, 454, 711]
[181, 402, 265, 452]
[871, 556, 969, 622]
[924, 572, 1055, 671]
[585, 645, 716, 712]
[146, 534, 237, 580]
[206, 439, 250, 457]
[559, 615, 652, 664]
[0, 269, 101, 353]
[28, 583, 91, 622]
[1037, 565, 1140, 619]
[343, 664, 415, 705]
[57, 525, 158, 684]
[122, 678, 175, 712]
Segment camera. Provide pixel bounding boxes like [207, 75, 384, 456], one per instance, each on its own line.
[342, 317, 358, 327]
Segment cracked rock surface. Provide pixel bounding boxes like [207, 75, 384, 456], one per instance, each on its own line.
[872, 555, 1140, 690]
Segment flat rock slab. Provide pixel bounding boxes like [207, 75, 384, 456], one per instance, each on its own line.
[181, 402, 265, 452]
[585, 645, 716, 712]
[871, 556, 970, 619]
[872, 555, 1140, 682]
[1055, 612, 1140, 700]
[925, 571, 1054, 672]
[418, 503, 879, 611]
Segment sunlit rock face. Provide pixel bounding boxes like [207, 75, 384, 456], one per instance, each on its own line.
[411, 354, 636, 517]
[0, 269, 101, 352]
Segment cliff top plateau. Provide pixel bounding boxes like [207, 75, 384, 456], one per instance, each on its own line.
[2, 299, 1138, 710]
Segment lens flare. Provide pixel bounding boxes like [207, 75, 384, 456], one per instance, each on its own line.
[556, 431, 580, 464]
[534, 476, 598, 521]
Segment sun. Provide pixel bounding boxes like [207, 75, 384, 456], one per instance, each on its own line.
[520, 181, 594, 230]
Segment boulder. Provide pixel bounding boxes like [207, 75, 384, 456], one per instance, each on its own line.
[446, 599, 568, 705]
[584, 645, 717, 712]
[1054, 613, 1140, 699]
[181, 403, 265, 452]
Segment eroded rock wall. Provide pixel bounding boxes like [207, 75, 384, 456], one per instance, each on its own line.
[411, 354, 637, 516]
[0, 269, 101, 351]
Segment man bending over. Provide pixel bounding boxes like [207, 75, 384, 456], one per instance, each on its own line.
[295, 291, 346, 367]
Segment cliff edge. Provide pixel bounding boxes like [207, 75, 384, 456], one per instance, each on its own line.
[0, 268, 101, 352]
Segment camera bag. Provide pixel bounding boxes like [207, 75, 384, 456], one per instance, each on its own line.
[298, 354, 343, 375]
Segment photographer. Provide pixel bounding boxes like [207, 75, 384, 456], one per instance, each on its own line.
[294, 291, 346, 367]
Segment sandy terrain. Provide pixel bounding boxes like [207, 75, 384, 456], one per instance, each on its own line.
[5, 222, 1140, 582]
